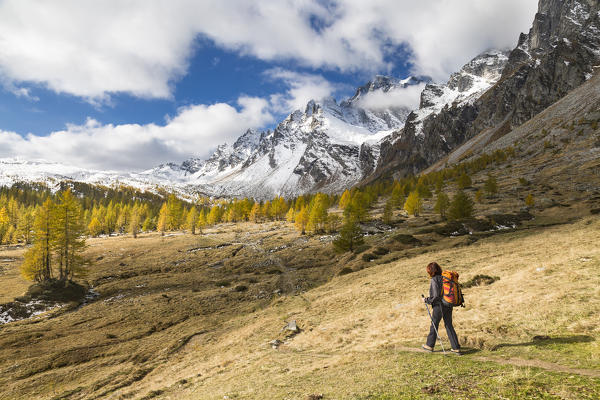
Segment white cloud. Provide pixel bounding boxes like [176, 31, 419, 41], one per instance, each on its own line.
[0, 0, 538, 101]
[265, 68, 338, 113]
[0, 97, 273, 171]
[356, 83, 426, 111]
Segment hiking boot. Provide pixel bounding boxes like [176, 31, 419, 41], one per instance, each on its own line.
[421, 344, 434, 352]
[451, 348, 462, 355]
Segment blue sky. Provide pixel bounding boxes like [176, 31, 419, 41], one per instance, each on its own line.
[0, 0, 537, 171]
[0, 41, 413, 136]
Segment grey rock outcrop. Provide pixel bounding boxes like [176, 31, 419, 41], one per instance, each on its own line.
[369, 0, 600, 182]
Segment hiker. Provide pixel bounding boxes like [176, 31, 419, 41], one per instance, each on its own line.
[422, 262, 461, 354]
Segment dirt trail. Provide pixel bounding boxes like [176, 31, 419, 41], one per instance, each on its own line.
[392, 346, 600, 378]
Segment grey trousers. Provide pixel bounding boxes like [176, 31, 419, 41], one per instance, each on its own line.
[426, 303, 460, 350]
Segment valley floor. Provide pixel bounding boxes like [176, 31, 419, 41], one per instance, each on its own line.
[1, 211, 599, 399]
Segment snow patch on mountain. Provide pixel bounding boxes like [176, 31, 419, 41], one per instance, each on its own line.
[410, 50, 510, 136]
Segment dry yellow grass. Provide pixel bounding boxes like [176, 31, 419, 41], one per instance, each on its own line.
[1, 214, 599, 399]
[125, 217, 600, 399]
[0, 245, 29, 303]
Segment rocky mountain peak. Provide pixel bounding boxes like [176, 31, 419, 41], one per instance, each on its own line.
[447, 50, 510, 92]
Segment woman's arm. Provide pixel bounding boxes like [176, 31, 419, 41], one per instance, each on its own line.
[425, 276, 441, 305]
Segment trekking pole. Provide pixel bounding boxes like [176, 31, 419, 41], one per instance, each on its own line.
[421, 294, 446, 356]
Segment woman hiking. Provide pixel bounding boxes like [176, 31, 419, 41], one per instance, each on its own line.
[422, 262, 461, 354]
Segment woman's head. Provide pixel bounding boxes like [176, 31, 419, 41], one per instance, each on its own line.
[426, 262, 442, 277]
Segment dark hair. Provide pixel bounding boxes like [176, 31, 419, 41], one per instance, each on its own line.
[426, 262, 442, 277]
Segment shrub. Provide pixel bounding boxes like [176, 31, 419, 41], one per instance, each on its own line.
[234, 285, 248, 292]
[463, 274, 500, 288]
[266, 269, 283, 275]
[525, 194, 535, 207]
[435, 221, 469, 236]
[392, 234, 421, 245]
[215, 280, 231, 287]
[362, 253, 378, 262]
[352, 244, 371, 254]
[372, 247, 390, 256]
[518, 177, 530, 186]
[338, 267, 354, 276]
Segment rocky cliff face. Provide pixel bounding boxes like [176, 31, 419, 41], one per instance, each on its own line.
[370, 0, 600, 181]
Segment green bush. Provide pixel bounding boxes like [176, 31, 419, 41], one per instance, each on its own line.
[352, 244, 371, 254]
[372, 247, 390, 256]
[463, 275, 500, 288]
[362, 253, 378, 262]
[518, 177, 530, 186]
[392, 234, 421, 245]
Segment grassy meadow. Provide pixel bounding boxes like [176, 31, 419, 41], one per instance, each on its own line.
[1, 197, 599, 399]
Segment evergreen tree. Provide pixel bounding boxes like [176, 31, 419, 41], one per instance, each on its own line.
[344, 193, 367, 222]
[285, 207, 295, 223]
[333, 217, 364, 252]
[166, 194, 183, 230]
[403, 191, 422, 217]
[525, 194, 535, 207]
[484, 174, 498, 197]
[434, 175, 444, 194]
[207, 205, 222, 225]
[88, 217, 103, 237]
[416, 177, 432, 198]
[434, 192, 450, 219]
[338, 189, 351, 209]
[16, 207, 35, 244]
[475, 189, 484, 203]
[307, 194, 329, 233]
[390, 183, 404, 208]
[294, 206, 309, 235]
[383, 200, 393, 224]
[0, 207, 9, 244]
[186, 207, 198, 234]
[456, 172, 472, 189]
[128, 206, 141, 238]
[142, 216, 155, 232]
[249, 203, 261, 223]
[196, 209, 207, 234]
[448, 190, 475, 220]
[157, 203, 168, 235]
[326, 213, 341, 233]
[21, 199, 54, 282]
[51, 190, 87, 281]
[116, 207, 128, 233]
[295, 196, 306, 211]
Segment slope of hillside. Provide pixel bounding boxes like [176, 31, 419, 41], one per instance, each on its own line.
[424, 68, 600, 194]
[1, 208, 599, 399]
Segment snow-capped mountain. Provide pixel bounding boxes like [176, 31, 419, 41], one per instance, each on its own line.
[0, 58, 508, 199]
[413, 50, 510, 135]
[136, 75, 430, 198]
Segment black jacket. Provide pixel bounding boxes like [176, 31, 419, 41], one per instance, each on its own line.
[425, 275, 443, 306]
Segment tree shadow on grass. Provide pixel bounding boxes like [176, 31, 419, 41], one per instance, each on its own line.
[491, 335, 594, 351]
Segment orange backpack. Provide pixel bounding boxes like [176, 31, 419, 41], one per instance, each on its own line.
[441, 270, 465, 307]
